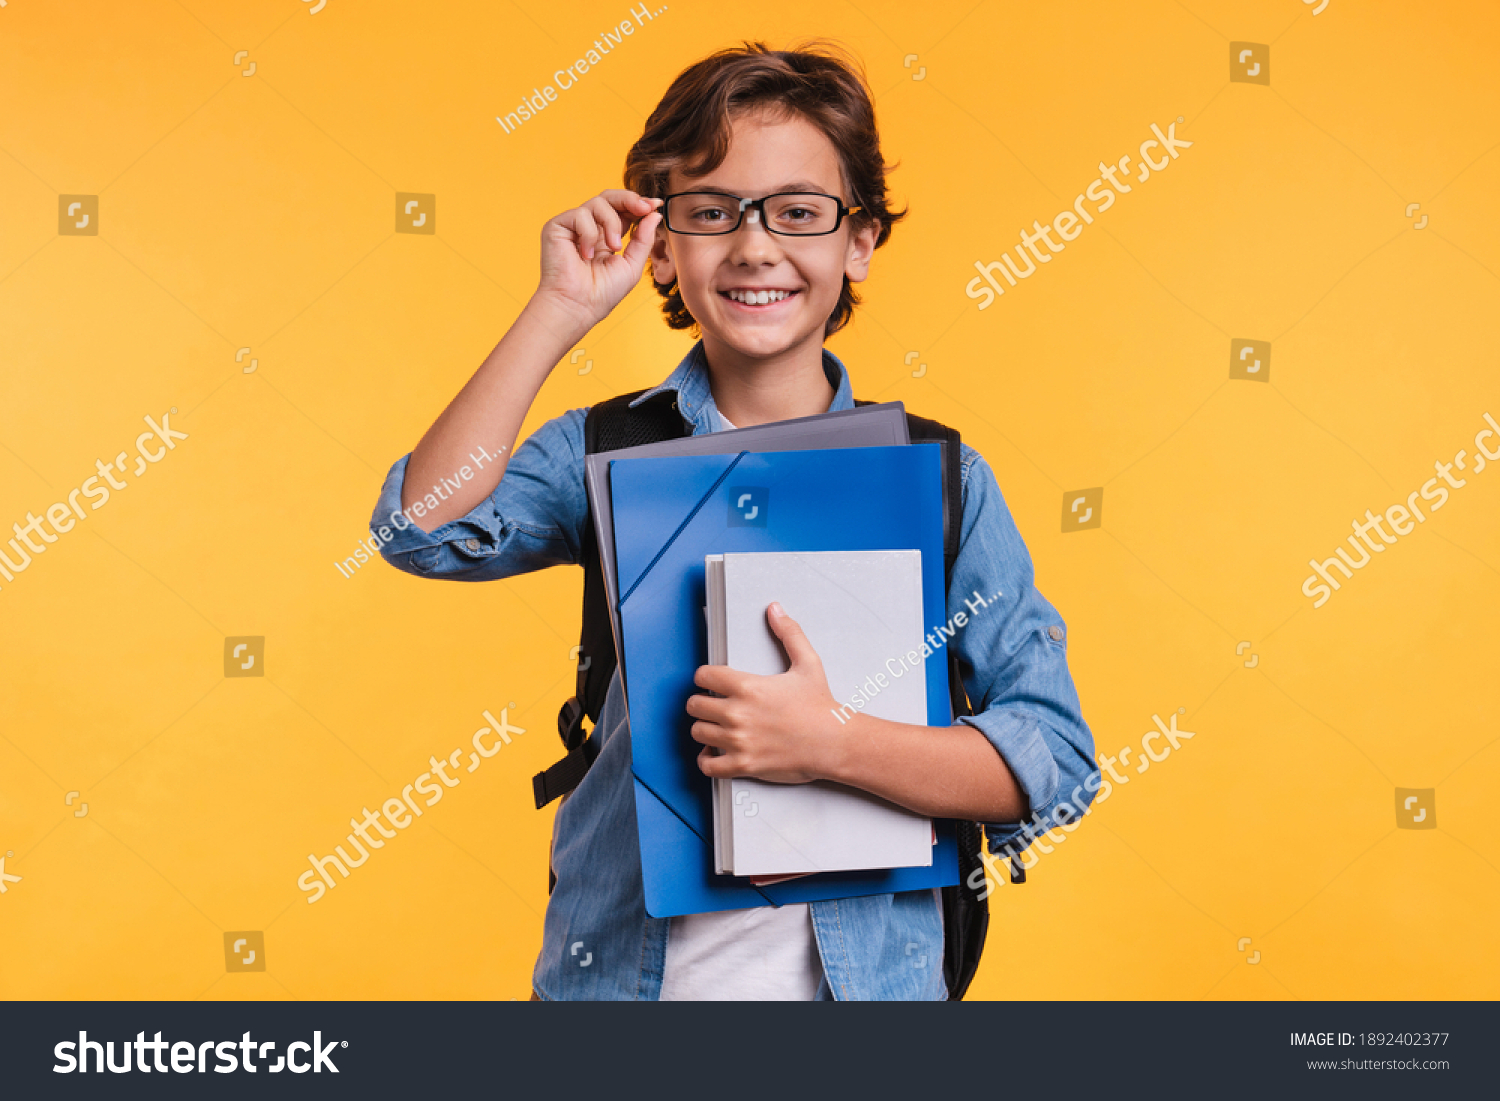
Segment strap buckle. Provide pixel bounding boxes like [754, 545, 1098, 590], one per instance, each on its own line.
[532, 732, 602, 810]
[557, 696, 587, 752]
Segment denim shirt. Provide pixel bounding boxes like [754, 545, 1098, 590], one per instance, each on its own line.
[370, 340, 1096, 1000]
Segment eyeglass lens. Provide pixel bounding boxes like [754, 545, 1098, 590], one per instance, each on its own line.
[665, 193, 841, 235]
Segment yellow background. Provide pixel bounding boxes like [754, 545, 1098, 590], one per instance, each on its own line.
[1, 0, 1496, 1000]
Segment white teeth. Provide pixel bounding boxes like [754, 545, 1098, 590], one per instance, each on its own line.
[728, 289, 790, 304]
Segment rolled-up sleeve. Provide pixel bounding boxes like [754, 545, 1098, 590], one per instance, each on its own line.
[369, 408, 589, 581]
[946, 446, 1096, 853]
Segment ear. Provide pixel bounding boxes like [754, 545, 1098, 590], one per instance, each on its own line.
[649, 222, 677, 287]
[844, 217, 879, 285]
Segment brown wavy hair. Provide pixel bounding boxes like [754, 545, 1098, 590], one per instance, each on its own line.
[623, 40, 907, 338]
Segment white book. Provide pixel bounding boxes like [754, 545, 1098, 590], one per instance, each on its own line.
[705, 550, 934, 877]
[705, 556, 728, 875]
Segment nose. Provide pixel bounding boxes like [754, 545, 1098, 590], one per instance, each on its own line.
[726, 207, 783, 265]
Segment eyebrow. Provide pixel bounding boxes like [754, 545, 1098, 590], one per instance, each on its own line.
[771, 179, 833, 193]
[693, 179, 837, 196]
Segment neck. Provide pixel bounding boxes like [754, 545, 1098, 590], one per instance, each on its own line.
[701, 330, 836, 428]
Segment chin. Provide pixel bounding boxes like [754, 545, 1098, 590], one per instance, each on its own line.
[711, 325, 814, 360]
[698, 304, 828, 358]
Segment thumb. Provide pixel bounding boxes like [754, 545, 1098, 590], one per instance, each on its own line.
[619, 210, 661, 270]
[767, 602, 821, 670]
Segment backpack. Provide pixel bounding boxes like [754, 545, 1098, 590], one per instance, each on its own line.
[531, 388, 1002, 1000]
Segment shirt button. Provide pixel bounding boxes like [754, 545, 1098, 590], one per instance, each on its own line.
[465, 538, 481, 552]
[1048, 625, 1064, 641]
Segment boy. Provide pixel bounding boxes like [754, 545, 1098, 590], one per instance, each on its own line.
[372, 41, 1095, 1000]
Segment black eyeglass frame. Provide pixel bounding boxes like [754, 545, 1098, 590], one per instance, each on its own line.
[659, 190, 864, 237]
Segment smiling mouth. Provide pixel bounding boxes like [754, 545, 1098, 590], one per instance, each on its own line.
[720, 288, 799, 307]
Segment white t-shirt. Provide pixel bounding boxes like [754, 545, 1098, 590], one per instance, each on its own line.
[658, 406, 826, 1001]
[659, 904, 823, 999]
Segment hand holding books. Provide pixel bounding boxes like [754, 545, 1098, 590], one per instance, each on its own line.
[688, 601, 844, 785]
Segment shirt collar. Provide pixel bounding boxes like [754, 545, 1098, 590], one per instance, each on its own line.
[629, 339, 855, 434]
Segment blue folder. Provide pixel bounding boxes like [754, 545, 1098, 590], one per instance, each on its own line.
[608, 444, 960, 918]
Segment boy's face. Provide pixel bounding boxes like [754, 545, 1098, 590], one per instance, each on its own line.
[649, 108, 878, 363]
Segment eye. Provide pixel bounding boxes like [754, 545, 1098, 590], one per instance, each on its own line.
[674, 195, 739, 225]
[766, 195, 836, 232]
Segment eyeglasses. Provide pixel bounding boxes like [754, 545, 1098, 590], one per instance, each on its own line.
[660, 190, 863, 236]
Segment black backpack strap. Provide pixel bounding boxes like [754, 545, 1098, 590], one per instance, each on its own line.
[899, 411, 969, 726]
[531, 705, 602, 810]
[860, 401, 995, 1000]
[533, 389, 689, 812]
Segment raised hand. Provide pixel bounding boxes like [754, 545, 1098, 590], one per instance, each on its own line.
[536, 189, 664, 329]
